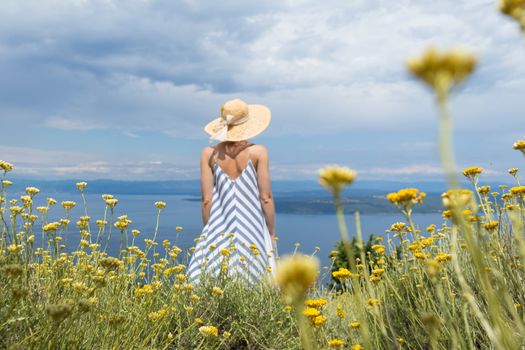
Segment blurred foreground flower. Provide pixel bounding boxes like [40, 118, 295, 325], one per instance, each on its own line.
[274, 254, 319, 304]
[442, 189, 474, 210]
[500, 0, 525, 30]
[513, 140, 525, 156]
[319, 166, 357, 195]
[407, 48, 477, 96]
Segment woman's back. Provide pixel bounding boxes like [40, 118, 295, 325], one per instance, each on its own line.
[186, 141, 277, 285]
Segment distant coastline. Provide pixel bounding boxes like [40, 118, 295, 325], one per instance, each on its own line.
[4, 177, 501, 215]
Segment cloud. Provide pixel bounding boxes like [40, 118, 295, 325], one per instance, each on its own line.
[1, 0, 524, 180]
[45, 116, 104, 130]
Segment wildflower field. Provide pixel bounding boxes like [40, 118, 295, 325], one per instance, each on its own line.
[2, 2, 525, 349]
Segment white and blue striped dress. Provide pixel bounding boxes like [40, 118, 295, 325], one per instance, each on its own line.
[186, 152, 277, 285]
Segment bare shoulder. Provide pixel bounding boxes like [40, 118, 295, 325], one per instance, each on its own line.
[250, 144, 268, 158]
[250, 144, 269, 168]
[200, 146, 215, 160]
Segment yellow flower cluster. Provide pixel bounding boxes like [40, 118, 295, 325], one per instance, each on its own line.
[25, 187, 40, 196]
[434, 253, 452, 263]
[148, 307, 170, 322]
[500, 0, 525, 29]
[43, 222, 60, 233]
[0, 160, 14, 172]
[303, 307, 320, 317]
[154, 201, 167, 209]
[328, 339, 346, 347]
[104, 195, 118, 207]
[318, 165, 357, 195]
[135, 284, 155, 299]
[332, 267, 351, 280]
[274, 254, 319, 303]
[386, 188, 426, 209]
[442, 189, 474, 209]
[76, 182, 87, 191]
[371, 244, 385, 255]
[462, 166, 483, 179]
[304, 298, 327, 308]
[406, 48, 477, 94]
[61, 201, 76, 210]
[198, 325, 218, 337]
[510, 186, 525, 197]
[114, 215, 132, 230]
[212, 286, 224, 297]
[484, 221, 500, 231]
[367, 298, 381, 307]
[513, 140, 525, 152]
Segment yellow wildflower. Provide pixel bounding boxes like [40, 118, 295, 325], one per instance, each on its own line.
[462, 166, 483, 179]
[148, 307, 169, 322]
[274, 254, 319, 303]
[484, 221, 499, 231]
[328, 339, 346, 347]
[212, 286, 224, 297]
[318, 165, 357, 195]
[406, 47, 477, 94]
[332, 267, 351, 280]
[154, 201, 167, 209]
[510, 186, 525, 197]
[25, 186, 40, 196]
[371, 244, 385, 255]
[387, 188, 426, 210]
[311, 315, 327, 326]
[43, 222, 60, 233]
[442, 189, 473, 209]
[513, 140, 525, 152]
[303, 307, 320, 317]
[367, 298, 381, 307]
[336, 305, 346, 318]
[61, 201, 76, 210]
[76, 182, 88, 191]
[0, 160, 14, 172]
[435, 253, 452, 263]
[105, 198, 118, 207]
[8, 244, 23, 254]
[199, 325, 218, 337]
[304, 298, 327, 308]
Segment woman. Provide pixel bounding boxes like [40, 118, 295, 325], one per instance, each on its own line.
[186, 98, 278, 286]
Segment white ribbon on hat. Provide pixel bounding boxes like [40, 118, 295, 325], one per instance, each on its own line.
[209, 113, 250, 142]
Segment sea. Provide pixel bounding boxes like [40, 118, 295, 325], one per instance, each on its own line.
[11, 192, 443, 286]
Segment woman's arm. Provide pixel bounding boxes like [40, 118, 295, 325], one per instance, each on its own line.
[200, 147, 214, 226]
[255, 146, 276, 243]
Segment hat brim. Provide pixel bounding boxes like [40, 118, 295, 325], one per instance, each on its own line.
[204, 104, 271, 142]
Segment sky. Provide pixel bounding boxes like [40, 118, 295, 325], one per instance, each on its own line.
[0, 0, 524, 183]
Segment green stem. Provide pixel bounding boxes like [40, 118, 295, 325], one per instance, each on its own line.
[437, 90, 460, 190]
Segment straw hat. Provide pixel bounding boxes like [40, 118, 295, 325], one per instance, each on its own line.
[204, 98, 271, 142]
